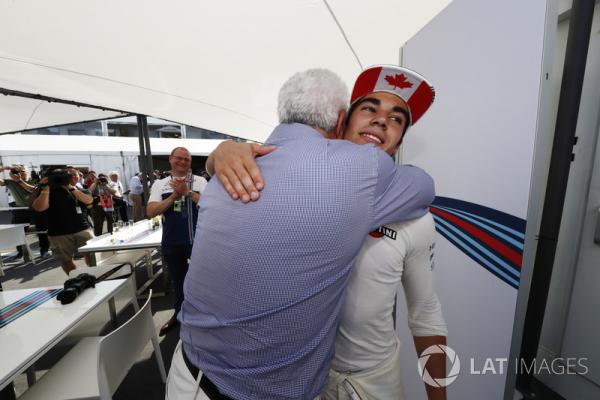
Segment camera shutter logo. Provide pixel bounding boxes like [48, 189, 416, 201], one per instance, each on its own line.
[417, 345, 460, 387]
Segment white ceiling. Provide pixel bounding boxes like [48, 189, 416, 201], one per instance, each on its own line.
[0, 0, 452, 142]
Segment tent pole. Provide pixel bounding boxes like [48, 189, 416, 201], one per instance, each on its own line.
[143, 120, 155, 186]
[136, 115, 152, 203]
[0, 88, 128, 114]
[516, 0, 595, 396]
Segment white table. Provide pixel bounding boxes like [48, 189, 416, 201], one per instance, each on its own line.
[0, 224, 35, 271]
[78, 220, 164, 295]
[79, 220, 162, 259]
[0, 207, 29, 212]
[0, 279, 128, 391]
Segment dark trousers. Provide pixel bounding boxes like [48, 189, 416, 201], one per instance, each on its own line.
[112, 197, 129, 222]
[91, 207, 113, 236]
[32, 211, 49, 253]
[10, 206, 29, 255]
[162, 244, 192, 314]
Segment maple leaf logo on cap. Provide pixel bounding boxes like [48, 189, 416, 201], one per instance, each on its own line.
[351, 65, 435, 126]
[384, 74, 413, 90]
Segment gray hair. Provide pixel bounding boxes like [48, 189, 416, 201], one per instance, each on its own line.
[277, 68, 349, 133]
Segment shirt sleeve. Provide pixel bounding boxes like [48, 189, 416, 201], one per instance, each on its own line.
[372, 148, 435, 229]
[401, 213, 448, 337]
[77, 187, 92, 208]
[148, 179, 162, 203]
[130, 177, 142, 191]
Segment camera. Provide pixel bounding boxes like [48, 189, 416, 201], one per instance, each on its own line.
[46, 169, 72, 187]
[56, 273, 96, 305]
[99, 177, 108, 184]
[10, 168, 20, 175]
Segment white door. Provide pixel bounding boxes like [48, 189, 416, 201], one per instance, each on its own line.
[552, 123, 600, 398]
[535, 3, 600, 398]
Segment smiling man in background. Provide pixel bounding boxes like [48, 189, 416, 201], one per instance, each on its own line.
[147, 147, 207, 337]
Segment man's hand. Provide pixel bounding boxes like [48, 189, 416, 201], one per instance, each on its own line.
[208, 141, 276, 203]
[170, 178, 189, 197]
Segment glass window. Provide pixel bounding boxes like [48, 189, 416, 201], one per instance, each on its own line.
[186, 126, 237, 140]
[107, 123, 138, 137]
[23, 121, 102, 136]
[155, 125, 181, 138]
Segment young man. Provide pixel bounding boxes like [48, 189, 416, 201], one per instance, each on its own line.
[324, 66, 446, 400]
[146, 147, 207, 336]
[208, 65, 447, 400]
[168, 68, 434, 400]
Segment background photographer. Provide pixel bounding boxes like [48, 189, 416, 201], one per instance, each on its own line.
[31, 168, 94, 274]
[88, 173, 117, 236]
[83, 170, 97, 189]
[0, 165, 50, 259]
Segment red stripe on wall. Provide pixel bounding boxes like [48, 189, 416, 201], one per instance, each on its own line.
[431, 207, 523, 268]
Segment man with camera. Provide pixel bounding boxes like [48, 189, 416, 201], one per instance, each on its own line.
[88, 173, 118, 236]
[31, 168, 94, 274]
[0, 165, 50, 259]
[83, 170, 97, 189]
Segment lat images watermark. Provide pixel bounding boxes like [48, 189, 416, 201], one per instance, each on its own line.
[417, 345, 461, 388]
[417, 345, 589, 387]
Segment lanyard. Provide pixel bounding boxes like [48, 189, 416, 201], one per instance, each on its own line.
[170, 172, 195, 244]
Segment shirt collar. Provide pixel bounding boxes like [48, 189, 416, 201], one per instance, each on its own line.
[265, 123, 324, 145]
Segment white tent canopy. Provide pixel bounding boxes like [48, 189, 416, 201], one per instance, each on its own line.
[0, 0, 451, 142]
[0, 94, 126, 134]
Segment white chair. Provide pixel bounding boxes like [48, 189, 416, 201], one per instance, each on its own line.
[56, 265, 139, 346]
[19, 289, 167, 400]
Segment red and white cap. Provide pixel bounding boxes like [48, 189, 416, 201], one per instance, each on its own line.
[350, 65, 435, 126]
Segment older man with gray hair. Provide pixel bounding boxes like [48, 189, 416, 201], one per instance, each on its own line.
[166, 68, 435, 400]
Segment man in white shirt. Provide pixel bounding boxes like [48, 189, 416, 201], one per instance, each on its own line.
[128, 173, 145, 221]
[108, 171, 129, 223]
[147, 147, 207, 336]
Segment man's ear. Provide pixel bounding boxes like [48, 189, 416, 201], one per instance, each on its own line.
[334, 109, 346, 139]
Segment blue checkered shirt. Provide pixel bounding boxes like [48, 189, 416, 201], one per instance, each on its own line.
[180, 123, 434, 399]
